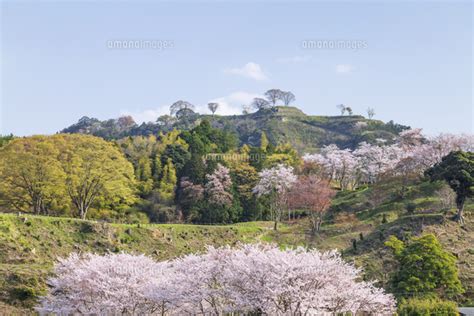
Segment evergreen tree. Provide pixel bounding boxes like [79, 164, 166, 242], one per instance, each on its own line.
[385, 234, 464, 299]
[425, 151, 473, 224]
[158, 159, 177, 203]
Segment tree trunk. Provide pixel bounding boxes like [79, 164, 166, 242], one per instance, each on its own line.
[455, 198, 465, 225]
[273, 220, 278, 231]
[316, 218, 322, 232]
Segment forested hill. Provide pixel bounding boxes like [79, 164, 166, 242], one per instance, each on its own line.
[61, 106, 409, 152]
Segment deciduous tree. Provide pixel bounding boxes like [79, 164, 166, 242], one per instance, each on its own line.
[205, 164, 233, 207]
[281, 91, 295, 106]
[169, 100, 195, 117]
[61, 135, 136, 219]
[253, 164, 297, 230]
[207, 102, 219, 115]
[251, 97, 271, 110]
[39, 244, 396, 315]
[289, 176, 336, 233]
[0, 136, 67, 214]
[264, 89, 283, 106]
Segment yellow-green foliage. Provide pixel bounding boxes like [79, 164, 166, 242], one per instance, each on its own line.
[158, 159, 177, 202]
[0, 134, 137, 219]
[385, 234, 464, 299]
[397, 298, 458, 316]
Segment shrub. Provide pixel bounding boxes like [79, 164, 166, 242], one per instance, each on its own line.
[10, 286, 37, 301]
[385, 234, 464, 299]
[406, 202, 416, 214]
[397, 298, 458, 316]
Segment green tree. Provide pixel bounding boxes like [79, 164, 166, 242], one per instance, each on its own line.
[161, 144, 190, 174]
[264, 143, 300, 168]
[231, 162, 260, 220]
[158, 159, 177, 203]
[425, 151, 473, 224]
[60, 134, 137, 219]
[0, 134, 14, 148]
[260, 132, 269, 152]
[152, 154, 162, 183]
[0, 136, 67, 214]
[385, 234, 464, 300]
[0, 135, 137, 219]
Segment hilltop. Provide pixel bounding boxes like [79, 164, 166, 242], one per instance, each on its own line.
[61, 106, 409, 151]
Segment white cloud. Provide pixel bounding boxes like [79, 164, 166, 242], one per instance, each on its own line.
[276, 55, 311, 63]
[200, 91, 263, 115]
[223, 62, 268, 81]
[120, 105, 169, 124]
[336, 64, 354, 74]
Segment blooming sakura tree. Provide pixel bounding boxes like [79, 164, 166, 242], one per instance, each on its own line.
[253, 164, 297, 230]
[179, 177, 204, 210]
[205, 164, 233, 207]
[303, 130, 474, 190]
[38, 245, 396, 315]
[302, 145, 357, 190]
[398, 128, 424, 148]
[289, 176, 336, 233]
[354, 142, 405, 183]
[36, 253, 167, 315]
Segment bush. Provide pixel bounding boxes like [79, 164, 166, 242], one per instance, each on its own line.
[397, 298, 458, 316]
[405, 202, 416, 214]
[10, 286, 37, 301]
[385, 234, 464, 299]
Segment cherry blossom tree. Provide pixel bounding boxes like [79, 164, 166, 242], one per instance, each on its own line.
[289, 176, 336, 233]
[398, 128, 424, 148]
[303, 131, 474, 190]
[303, 145, 358, 190]
[205, 164, 233, 207]
[253, 164, 297, 230]
[37, 253, 168, 315]
[38, 245, 396, 315]
[179, 177, 204, 210]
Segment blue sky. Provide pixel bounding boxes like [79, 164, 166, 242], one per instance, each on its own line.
[1, 1, 472, 136]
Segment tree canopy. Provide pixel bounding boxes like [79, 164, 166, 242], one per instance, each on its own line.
[385, 234, 464, 300]
[0, 134, 136, 219]
[425, 151, 474, 224]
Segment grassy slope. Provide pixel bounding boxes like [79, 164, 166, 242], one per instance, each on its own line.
[1, 181, 473, 313]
